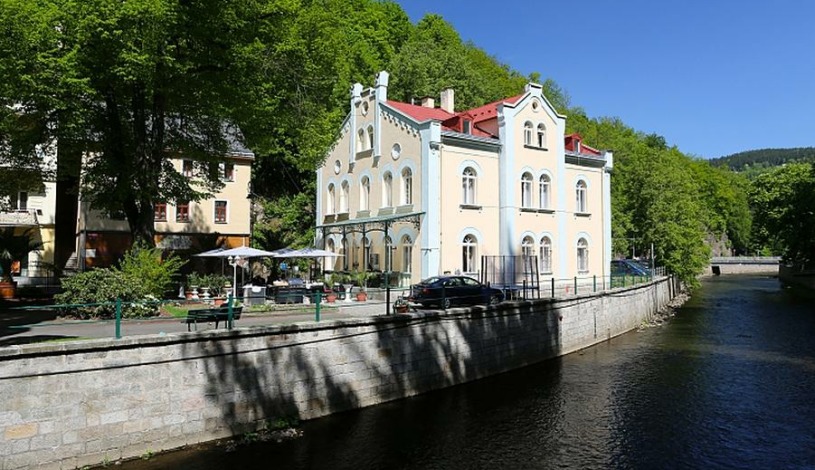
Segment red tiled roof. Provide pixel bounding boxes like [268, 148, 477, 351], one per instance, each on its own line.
[386, 100, 454, 122]
[465, 94, 525, 123]
[565, 133, 602, 156]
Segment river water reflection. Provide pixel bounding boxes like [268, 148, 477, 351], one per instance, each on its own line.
[123, 276, 815, 469]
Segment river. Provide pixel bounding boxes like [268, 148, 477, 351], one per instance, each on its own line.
[120, 275, 815, 469]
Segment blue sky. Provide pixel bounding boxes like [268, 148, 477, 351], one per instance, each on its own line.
[395, 1, 815, 159]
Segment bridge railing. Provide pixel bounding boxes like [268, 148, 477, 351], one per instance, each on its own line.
[711, 256, 781, 265]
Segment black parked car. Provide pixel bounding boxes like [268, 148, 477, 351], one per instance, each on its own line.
[410, 275, 504, 309]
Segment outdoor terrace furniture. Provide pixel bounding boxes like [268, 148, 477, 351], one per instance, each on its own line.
[184, 305, 243, 331]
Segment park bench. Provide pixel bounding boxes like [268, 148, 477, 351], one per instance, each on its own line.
[184, 305, 243, 331]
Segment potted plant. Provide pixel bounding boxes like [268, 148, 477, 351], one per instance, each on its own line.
[354, 271, 368, 301]
[324, 274, 337, 303]
[0, 228, 44, 300]
[394, 297, 410, 313]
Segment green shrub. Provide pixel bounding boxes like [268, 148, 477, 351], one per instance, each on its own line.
[55, 245, 185, 319]
[118, 244, 186, 298]
[55, 269, 155, 319]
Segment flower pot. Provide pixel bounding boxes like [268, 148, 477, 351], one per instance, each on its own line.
[356, 291, 368, 301]
[0, 280, 17, 300]
[326, 293, 337, 303]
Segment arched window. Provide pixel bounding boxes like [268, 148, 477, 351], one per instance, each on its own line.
[537, 123, 546, 148]
[341, 238, 348, 270]
[362, 237, 372, 270]
[540, 236, 552, 273]
[521, 172, 533, 208]
[367, 124, 374, 150]
[327, 183, 336, 214]
[523, 121, 533, 146]
[360, 177, 370, 211]
[539, 174, 551, 209]
[339, 181, 349, 213]
[522, 236, 535, 259]
[401, 235, 413, 274]
[384, 235, 393, 271]
[577, 237, 589, 274]
[576, 180, 587, 213]
[401, 167, 413, 205]
[382, 172, 393, 207]
[462, 167, 477, 205]
[357, 129, 365, 153]
[327, 239, 336, 270]
[462, 234, 478, 274]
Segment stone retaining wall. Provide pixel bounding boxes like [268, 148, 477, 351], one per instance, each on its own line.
[0, 276, 676, 470]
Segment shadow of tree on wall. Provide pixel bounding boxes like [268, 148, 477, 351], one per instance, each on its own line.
[180, 300, 565, 437]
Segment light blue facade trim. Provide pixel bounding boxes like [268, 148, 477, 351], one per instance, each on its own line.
[349, 83, 362, 165]
[602, 152, 613, 278]
[497, 105, 516, 257]
[420, 122, 442, 279]
[554, 110, 568, 278]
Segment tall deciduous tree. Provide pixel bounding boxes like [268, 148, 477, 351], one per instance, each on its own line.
[0, 0, 297, 245]
[749, 162, 815, 266]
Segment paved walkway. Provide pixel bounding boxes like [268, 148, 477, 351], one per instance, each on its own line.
[0, 299, 398, 347]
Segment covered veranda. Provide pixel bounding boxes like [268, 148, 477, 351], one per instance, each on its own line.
[316, 211, 424, 288]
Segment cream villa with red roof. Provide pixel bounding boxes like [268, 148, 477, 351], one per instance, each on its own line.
[316, 71, 612, 287]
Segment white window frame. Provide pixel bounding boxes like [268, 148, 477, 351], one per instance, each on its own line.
[521, 172, 533, 208]
[577, 237, 589, 274]
[367, 124, 374, 150]
[462, 167, 477, 205]
[537, 123, 546, 148]
[382, 172, 393, 208]
[339, 181, 349, 213]
[401, 235, 413, 274]
[462, 234, 478, 274]
[327, 183, 336, 215]
[523, 121, 533, 146]
[540, 236, 553, 274]
[357, 128, 365, 153]
[522, 236, 535, 259]
[401, 168, 413, 205]
[576, 180, 587, 213]
[539, 174, 550, 209]
[360, 177, 370, 211]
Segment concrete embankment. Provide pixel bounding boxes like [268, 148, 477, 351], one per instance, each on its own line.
[0, 276, 678, 470]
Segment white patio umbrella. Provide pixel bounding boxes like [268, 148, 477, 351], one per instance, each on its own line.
[273, 247, 342, 258]
[194, 246, 278, 258]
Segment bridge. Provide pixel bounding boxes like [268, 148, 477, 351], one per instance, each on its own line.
[705, 256, 780, 276]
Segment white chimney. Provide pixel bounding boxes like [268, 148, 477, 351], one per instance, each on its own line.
[420, 96, 435, 108]
[440, 88, 455, 113]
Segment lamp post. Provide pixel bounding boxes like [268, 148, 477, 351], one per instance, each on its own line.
[228, 255, 242, 301]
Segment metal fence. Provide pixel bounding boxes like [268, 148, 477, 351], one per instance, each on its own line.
[3, 292, 340, 344]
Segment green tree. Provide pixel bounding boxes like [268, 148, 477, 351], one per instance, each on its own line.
[749, 162, 815, 266]
[0, 0, 298, 246]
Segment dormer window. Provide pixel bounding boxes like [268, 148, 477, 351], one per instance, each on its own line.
[575, 140, 581, 153]
[463, 120, 472, 134]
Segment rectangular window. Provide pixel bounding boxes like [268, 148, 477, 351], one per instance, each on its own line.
[214, 201, 227, 223]
[176, 201, 190, 222]
[154, 202, 167, 221]
[182, 160, 194, 177]
[221, 163, 235, 182]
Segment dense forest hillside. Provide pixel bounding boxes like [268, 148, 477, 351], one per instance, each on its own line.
[0, 0, 762, 283]
[710, 147, 815, 174]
